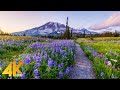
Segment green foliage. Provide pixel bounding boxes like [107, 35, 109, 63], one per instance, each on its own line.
[77, 38, 120, 79]
[114, 30, 119, 37]
[63, 26, 70, 39]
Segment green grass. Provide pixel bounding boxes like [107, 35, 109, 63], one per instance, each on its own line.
[0, 44, 28, 63]
[76, 37, 120, 79]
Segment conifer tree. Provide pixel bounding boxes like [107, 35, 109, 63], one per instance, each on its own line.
[83, 29, 86, 38]
[70, 29, 72, 38]
[23, 33, 26, 36]
[114, 30, 119, 37]
[63, 17, 70, 39]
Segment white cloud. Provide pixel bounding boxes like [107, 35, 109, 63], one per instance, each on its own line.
[89, 12, 120, 30]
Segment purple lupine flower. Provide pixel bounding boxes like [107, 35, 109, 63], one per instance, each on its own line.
[92, 51, 98, 57]
[33, 65, 36, 69]
[100, 72, 104, 77]
[44, 52, 48, 60]
[55, 47, 60, 53]
[0, 61, 2, 66]
[58, 64, 61, 69]
[48, 58, 53, 68]
[36, 44, 41, 48]
[60, 63, 64, 68]
[64, 53, 68, 57]
[60, 49, 64, 54]
[53, 61, 57, 68]
[24, 55, 31, 64]
[21, 72, 26, 79]
[36, 56, 42, 63]
[36, 63, 41, 67]
[68, 48, 72, 53]
[34, 63, 41, 69]
[65, 67, 70, 74]
[69, 65, 72, 70]
[59, 71, 63, 79]
[29, 44, 35, 48]
[34, 69, 39, 78]
[21, 54, 27, 58]
[37, 53, 42, 57]
[32, 55, 36, 60]
[101, 54, 105, 59]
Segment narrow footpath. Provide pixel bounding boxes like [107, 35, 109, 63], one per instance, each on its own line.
[69, 44, 96, 79]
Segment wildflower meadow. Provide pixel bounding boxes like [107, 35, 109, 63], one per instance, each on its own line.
[0, 36, 76, 79]
[76, 37, 120, 79]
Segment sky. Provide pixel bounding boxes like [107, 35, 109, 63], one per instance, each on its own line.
[0, 11, 119, 33]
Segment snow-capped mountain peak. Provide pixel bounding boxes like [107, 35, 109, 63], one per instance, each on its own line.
[11, 22, 98, 36]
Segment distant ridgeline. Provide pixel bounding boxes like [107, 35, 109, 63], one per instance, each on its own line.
[10, 18, 120, 38]
[10, 21, 98, 39]
[98, 30, 120, 37]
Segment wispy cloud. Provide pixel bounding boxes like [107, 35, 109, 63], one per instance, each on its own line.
[89, 12, 120, 30]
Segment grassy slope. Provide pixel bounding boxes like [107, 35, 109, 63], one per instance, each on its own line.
[76, 37, 120, 79]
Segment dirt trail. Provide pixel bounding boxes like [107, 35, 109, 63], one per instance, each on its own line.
[69, 44, 96, 79]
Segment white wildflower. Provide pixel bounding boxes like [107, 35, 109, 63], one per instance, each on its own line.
[110, 59, 117, 63]
[111, 74, 115, 79]
[16, 74, 22, 77]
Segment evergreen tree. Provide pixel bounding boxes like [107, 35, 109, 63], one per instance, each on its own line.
[67, 26, 70, 39]
[60, 32, 63, 39]
[23, 33, 26, 36]
[114, 30, 119, 37]
[63, 17, 70, 39]
[83, 30, 86, 38]
[70, 29, 72, 38]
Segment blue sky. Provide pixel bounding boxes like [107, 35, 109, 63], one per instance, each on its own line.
[0, 11, 118, 33]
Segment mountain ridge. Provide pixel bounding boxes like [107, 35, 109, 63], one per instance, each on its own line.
[11, 22, 98, 36]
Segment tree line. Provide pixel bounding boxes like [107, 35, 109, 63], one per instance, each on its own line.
[0, 31, 9, 35]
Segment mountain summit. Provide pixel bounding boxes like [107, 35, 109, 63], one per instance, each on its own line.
[11, 22, 97, 36]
